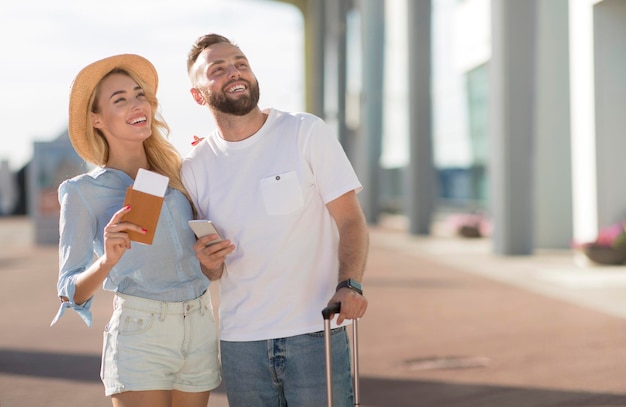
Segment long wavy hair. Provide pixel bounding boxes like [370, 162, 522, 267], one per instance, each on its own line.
[86, 68, 195, 214]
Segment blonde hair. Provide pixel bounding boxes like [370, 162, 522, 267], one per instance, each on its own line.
[88, 68, 195, 214]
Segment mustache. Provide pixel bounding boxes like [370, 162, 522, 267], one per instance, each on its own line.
[223, 78, 251, 91]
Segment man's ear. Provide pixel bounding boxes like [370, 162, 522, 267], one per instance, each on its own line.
[190, 88, 206, 106]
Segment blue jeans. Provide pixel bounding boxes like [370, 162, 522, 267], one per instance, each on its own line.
[220, 327, 354, 406]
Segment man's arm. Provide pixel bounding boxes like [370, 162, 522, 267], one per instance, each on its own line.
[326, 190, 369, 324]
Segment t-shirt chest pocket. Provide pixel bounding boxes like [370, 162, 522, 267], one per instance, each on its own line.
[260, 171, 304, 215]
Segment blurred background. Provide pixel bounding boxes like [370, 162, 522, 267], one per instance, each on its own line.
[4, 1, 626, 406]
[2, 0, 620, 260]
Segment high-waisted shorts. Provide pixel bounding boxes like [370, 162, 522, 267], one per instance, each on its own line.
[101, 290, 221, 396]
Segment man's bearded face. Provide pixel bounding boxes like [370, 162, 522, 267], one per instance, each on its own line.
[202, 77, 260, 116]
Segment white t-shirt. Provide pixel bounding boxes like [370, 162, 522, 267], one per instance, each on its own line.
[181, 108, 362, 341]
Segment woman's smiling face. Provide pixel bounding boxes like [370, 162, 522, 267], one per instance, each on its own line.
[91, 72, 153, 147]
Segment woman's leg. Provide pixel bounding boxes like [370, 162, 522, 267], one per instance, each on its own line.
[112, 390, 211, 407]
[172, 390, 211, 407]
[111, 390, 171, 407]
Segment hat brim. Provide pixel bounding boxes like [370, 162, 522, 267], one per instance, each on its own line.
[68, 54, 158, 163]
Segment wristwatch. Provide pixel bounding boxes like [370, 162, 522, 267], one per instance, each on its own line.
[336, 278, 363, 295]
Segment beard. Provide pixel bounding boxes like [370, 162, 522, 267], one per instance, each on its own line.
[202, 78, 261, 116]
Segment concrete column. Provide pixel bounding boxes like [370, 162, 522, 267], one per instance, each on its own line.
[305, 0, 325, 117]
[534, 0, 573, 249]
[593, 0, 626, 229]
[323, 0, 350, 151]
[490, 0, 538, 255]
[358, 0, 385, 223]
[336, 1, 350, 150]
[568, 0, 598, 244]
[406, 0, 435, 235]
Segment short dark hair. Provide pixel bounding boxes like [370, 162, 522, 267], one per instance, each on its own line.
[187, 33, 237, 73]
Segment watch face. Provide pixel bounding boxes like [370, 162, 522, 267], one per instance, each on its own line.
[350, 279, 362, 290]
[337, 279, 363, 294]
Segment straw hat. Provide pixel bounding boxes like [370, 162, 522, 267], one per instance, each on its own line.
[68, 54, 158, 163]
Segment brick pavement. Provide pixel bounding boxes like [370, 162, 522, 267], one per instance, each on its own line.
[2, 216, 626, 407]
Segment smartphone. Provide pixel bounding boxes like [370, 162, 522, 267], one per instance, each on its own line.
[188, 220, 224, 246]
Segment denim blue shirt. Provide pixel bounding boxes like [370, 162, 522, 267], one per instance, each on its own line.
[51, 167, 209, 327]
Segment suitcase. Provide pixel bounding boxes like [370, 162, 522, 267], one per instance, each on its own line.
[322, 302, 360, 407]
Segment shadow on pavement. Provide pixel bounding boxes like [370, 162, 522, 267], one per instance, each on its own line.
[359, 376, 626, 407]
[3, 348, 626, 406]
[0, 348, 230, 393]
[0, 348, 101, 383]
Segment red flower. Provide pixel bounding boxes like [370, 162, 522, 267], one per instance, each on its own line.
[191, 135, 204, 146]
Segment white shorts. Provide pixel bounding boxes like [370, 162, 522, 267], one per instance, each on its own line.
[101, 290, 221, 396]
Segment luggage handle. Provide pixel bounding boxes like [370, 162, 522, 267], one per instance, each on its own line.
[322, 302, 360, 406]
[322, 302, 342, 320]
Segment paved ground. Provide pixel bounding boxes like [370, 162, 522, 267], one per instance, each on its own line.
[2, 215, 626, 407]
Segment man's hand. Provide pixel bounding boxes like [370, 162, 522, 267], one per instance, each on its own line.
[193, 235, 235, 280]
[328, 288, 368, 325]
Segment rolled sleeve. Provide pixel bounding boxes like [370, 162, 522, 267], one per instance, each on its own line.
[50, 290, 94, 327]
[52, 180, 98, 327]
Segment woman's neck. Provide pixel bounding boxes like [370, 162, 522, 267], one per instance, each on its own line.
[105, 152, 150, 179]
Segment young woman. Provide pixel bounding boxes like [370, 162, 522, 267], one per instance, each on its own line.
[51, 54, 224, 407]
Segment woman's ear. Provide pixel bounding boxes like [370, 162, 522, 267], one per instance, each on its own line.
[91, 113, 102, 128]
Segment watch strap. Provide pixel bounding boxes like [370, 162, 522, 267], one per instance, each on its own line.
[336, 278, 363, 295]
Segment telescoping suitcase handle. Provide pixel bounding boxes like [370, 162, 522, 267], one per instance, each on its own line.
[322, 302, 360, 407]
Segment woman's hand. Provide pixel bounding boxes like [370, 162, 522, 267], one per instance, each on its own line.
[72, 205, 146, 305]
[101, 205, 147, 268]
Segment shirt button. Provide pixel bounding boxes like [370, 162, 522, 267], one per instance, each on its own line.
[275, 176, 280, 181]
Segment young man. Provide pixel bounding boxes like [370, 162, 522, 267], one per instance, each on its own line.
[182, 33, 369, 406]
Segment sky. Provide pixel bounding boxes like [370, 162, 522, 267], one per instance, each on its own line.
[0, 0, 304, 171]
